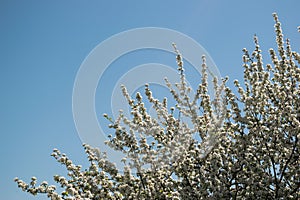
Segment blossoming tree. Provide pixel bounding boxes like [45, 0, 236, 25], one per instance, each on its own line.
[15, 13, 299, 199]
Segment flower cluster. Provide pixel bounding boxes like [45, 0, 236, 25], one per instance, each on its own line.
[15, 13, 299, 199]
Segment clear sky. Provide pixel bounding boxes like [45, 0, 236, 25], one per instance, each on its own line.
[1, 1, 299, 199]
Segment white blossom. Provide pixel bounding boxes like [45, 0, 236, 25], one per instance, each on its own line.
[15, 13, 300, 199]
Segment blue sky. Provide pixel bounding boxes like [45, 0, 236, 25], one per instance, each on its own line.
[1, 1, 299, 199]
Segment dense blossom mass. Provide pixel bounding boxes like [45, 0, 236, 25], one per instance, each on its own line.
[15, 13, 299, 199]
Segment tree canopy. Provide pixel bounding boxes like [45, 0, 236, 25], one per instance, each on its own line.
[15, 13, 300, 200]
